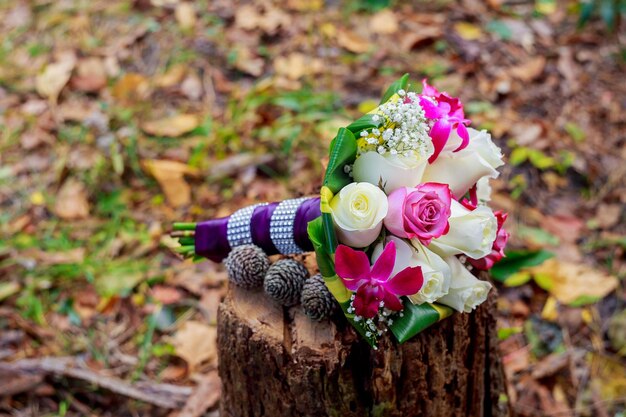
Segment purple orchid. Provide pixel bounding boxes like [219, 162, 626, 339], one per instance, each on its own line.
[419, 79, 471, 164]
[335, 241, 424, 319]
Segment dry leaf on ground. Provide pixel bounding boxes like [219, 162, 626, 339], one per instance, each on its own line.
[141, 114, 199, 137]
[170, 321, 217, 371]
[54, 179, 90, 220]
[175, 3, 196, 30]
[112, 73, 151, 104]
[337, 30, 370, 54]
[370, 10, 399, 35]
[530, 259, 618, 305]
[143, 159, 199, 207]
[71, 57, 107, 92]
[36, 54, 76, 102]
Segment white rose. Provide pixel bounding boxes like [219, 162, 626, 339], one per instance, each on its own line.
[437, 256, 492, 313]
[371, 236, 450, 304]
[329, 182, 388, 248]
[475, 176, 492, 203]
[352, 148, 432, 194]
[422, 128, 504, 199]
[425, 200, 497, 259]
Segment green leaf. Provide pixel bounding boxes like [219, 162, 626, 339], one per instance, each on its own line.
[307, 216, 335, 277]
[380, 73, 409, 105]
[578, 1, 596, 28]
[389, 299, 452, 343]
[528, 149, 556, 170]
[491, 249, 555, 282]
[504, 271, 533, 287]
[346, 113, 382, 135]
[517, 225, 560, 246]
[486, 20, 513, 40]
[564, 122, 586, 142]
[600, 0, 617, 30]
[509, 147, 529, 166]
[498, 326, 523, 340]
[323, 128, 357, 193]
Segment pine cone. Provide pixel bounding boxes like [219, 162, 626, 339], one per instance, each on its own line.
[263, 259, 308, 306]
[224, 245, 269, 289]
[301, 274, 336, 321]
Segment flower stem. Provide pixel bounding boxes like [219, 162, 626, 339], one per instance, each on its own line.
[173, 222, 196, 231]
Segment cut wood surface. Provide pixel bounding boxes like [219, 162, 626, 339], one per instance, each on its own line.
[218, 284, 512, 417]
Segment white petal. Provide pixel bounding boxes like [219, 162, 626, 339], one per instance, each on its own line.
[437, 257, 492, 313]
[353, 151, 428, 193]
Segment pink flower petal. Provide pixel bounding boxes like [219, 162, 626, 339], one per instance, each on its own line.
[370, 240, 396, 282]
[419, 96, 444, 119]
[335, 245, 371, 291]
[382, 291, 404, 311]
[427, 119, 451, 164]
[453, 123, 470, 152]
[384, 266, 424, 296]
[354, 284, 384, 319]
[421, 79, 440, 97]
[384, 188, 410, 238]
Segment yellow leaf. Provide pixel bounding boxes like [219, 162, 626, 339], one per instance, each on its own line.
[274, 53, 308, 80]
[454, 22, 483, 41]
[170, 321, 217, 371]
[141, 114, 199, 137]
[112, 73, 151, 104]
[155, 64, 187, 88]
[530, 259, 618, 305]
[30, 191, 45, 206]
[370, 9, 399, 35]
[337, 30, 370, 54]
[541, 296, 558, 321]
[36, 54, 76, 102]
[142, 160, 200, 207]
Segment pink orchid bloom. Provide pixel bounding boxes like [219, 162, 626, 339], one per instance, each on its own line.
[419, 79, 471, 164]
[335, 241, 424, 319]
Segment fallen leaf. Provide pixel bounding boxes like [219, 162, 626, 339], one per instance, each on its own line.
[0, 282, 21, 302]
[36, 54, 76, 102]
[175, 2, 196, 30]
[142, 159, 200, 207]
[274, 53, 308, 80]
[141, 114, 198, 137]
[400, 26, 443, 51]
[70, 57, 107, 92]
[181, 72, 203, 100]
[234, 4, 261, 30]
[370, 9, 399, 35]
[177, 371, 221, 417]
[530, 259, 618, 305]
[155, 64, 187, 88]
[22, 248, 86, 265]
[593, 204, 622, 229]
[150, 285, 183, 305]
[234, 47, 264, 77]
[54, 179, 90, 220]
[199, 289, 224, 325]
[509, 57, 546, 82]
[540, 215, 584, 243]
[111, 73, 151, 104]
[454, 22, 483, 41]
[337, 30, 370, 54]
[170, 321, 217, 371]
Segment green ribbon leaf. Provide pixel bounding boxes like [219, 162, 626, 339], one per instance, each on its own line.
[389, 298, 452, 343]
[323, 127, 357, 194]
[490, 249, 555, 282]
[346, 113, 382, 135]
[380, 73, 409, 104]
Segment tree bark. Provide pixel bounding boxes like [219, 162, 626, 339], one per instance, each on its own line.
[218, 284, 511, 417]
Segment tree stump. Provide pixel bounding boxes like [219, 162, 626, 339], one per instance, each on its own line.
[218, 285, 511, 417]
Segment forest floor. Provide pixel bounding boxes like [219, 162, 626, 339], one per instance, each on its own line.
[0, 0, 625, 416]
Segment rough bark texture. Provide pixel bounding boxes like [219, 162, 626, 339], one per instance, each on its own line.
[218, 285, 511, 417]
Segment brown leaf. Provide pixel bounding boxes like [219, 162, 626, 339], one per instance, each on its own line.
[234, 47, 264, 77]
[155, 65, 187, 88]
[400, 26, 443, 51]
[36, 53, 76, 102]
[593, 204, 622, 229]
[54, 179, 90, 220]
[530, 259, 618, 305]
[370, 9, 399, 35]
[70, 57, 107, 92]
[170, 321, 217, 371]
[509, 56, 546, 82]
[151, 285, 183, 305]
[234, 5, 261, 30]
[274, 53, 308, 80]
[540, 214, 584, 243]
[141, 114, 198, 137]
[142, 159, 200, 207]
[23, 248, 86, 265]
[177, 371, 221, 417]
[337, 30, 370, 54]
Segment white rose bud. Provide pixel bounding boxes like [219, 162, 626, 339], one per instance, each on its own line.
[437, 256, 492, 313]
[426, 200, 497, 260]
[329, 182, 388, 248]
[352, 149, 432, 194]
[371, 236, 450, 304]
[422, 128, 504, 199]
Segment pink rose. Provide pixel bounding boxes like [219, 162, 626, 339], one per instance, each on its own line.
[384, 183, 452, 245]
[468, 210, 509, 270]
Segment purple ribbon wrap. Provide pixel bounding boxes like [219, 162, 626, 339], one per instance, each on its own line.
[195, 197, 321, 262]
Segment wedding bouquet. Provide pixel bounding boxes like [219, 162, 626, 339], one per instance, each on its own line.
[172, 75, 509, 348]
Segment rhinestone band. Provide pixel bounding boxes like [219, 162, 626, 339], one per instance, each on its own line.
[270, 197, 308, 255]
[227, 203, 267, 248]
